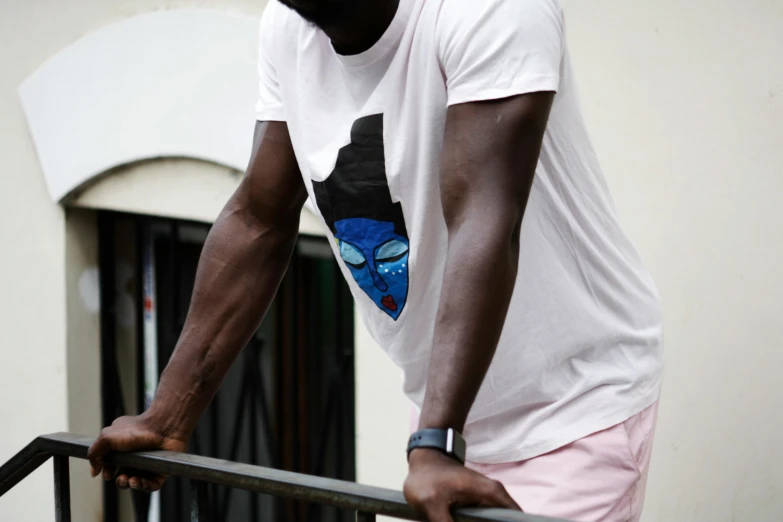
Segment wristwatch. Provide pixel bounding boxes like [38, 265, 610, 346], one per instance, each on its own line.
[407, 428, 467, 464]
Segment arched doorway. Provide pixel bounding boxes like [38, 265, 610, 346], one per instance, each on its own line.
[19, 8, 409, 521]
[95, 205, 355, 522]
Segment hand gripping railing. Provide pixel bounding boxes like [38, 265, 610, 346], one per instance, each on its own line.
[0, 433, 567, 522]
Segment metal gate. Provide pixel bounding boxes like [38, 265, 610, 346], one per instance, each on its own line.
[97, 211, 355, 522]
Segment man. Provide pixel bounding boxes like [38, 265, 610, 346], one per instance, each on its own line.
[88, 0, 664, 520]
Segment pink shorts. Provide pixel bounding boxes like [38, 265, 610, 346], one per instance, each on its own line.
[410, 402, 659, 522]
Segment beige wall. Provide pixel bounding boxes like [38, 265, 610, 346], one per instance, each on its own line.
[0, 1, 263, 521]
[0, 3, 68, 520]
[357, 3, 783, 521]
[562, 0, 783, 520]
[71, 158, 327, 236]
[64, 208, 103, 522]
[1, 1, 782, 522]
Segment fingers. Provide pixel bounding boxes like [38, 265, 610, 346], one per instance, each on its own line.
[405, 488, 450, 522]
[116, 473, 130, 490]
[87, 431, 112, 477]
[116, 470, 166, 493]
[132, 472, 165, 493]
[141, 477, 164, 493]
[423, 506, 454, 522]
[128, 476, 150, 491]
[148, 475, 166, 492]
[89, 416, 173, 493]
[404, 464, 521, 521]
[102, 464, 117, 481]
[481, 480, 521, 511]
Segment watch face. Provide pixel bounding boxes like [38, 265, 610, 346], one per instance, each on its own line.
[407, 428, 467, 465]
[452, 431, 467, 464]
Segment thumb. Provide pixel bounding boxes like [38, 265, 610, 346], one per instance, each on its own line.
[425, 505, 454, 522]
[479, 480, 522, 511]
[87, 431, 113, 477]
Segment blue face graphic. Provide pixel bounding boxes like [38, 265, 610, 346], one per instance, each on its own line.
[334, 218, 409, 320]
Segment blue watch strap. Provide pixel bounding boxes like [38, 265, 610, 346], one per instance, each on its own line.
[407, 428, 466, 464]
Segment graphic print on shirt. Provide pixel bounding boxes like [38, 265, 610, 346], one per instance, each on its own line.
[312, 114, 409, 320]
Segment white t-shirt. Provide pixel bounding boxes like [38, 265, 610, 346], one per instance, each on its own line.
[255, 0, 664, 464]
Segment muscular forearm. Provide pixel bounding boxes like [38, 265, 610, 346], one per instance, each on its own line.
[417, 94, 552, 435]
[145, 191, 300, 439]
[418, 206, 521, 432]
[87, 122, 306, 493]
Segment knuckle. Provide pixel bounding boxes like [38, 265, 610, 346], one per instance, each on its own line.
[402, 480, 418, 499]
[404, 485, 437, 507]
[484, 479, 505, 496]
[417, 488, 440, 505]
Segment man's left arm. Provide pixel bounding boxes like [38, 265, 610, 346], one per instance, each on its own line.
[404, 92, 554, 521]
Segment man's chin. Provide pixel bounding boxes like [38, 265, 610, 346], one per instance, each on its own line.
[276, 0, 360, 29]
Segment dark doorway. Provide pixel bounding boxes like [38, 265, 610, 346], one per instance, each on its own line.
[98, 211, 356, 522]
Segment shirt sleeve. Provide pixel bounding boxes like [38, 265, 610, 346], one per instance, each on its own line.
[437, 0, 565, 107]
[255, 2, 286, 122]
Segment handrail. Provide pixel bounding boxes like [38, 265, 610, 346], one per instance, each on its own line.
[0, 432, 566, 522]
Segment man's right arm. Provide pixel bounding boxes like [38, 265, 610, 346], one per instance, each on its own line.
[87, 121, 306, 492]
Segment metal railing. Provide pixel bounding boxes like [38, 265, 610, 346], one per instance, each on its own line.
[0, 432, 565, 522]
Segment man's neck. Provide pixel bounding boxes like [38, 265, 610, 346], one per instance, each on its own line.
[324, 0, 400, 56]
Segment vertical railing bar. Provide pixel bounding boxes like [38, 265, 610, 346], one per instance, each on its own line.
[53, 456, 71, 522]
[248, 358, 260, 522]
[168, 220, 184, 522]
[190, 480, 210, 522]
[133, 216, 151, 522]
[355, 512, 376, 522]
[97, 212, 119, 522]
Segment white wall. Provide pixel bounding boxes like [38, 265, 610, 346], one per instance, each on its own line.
[359, 3, 783, 521]
[64, 208, 103, 522]
[2, 0, 783, 521]
[0, 1, 263, 521]
[1, 3, 68, 520]
[561, 0, 783, 520]
[354, 317, 410, 491]
[1, 2, 404, 518]
[71, 158, 327, 235]
[19, 9, 260, 202]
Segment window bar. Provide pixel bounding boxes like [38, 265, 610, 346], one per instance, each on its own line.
[218, 355, 252, 519]
[250, 339, 276, 466]
[355, 512, 376, 522]
[53, 456, 71, 522]
[97, 212, 120, 522]
[169, 219, 184, 522]
[190, 481, 210, 522]
[249, 375, 260, 522]
[133, 216, 152, 522]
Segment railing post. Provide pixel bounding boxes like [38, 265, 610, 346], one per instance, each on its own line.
[3, 433, 567, 522]
[191, 480, 210, 522]
[53, 456, 71, 522]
